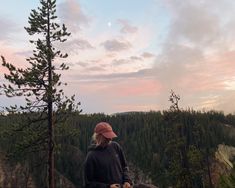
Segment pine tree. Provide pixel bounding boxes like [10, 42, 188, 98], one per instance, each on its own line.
[0, 0, 81, 187]
[169, 89, 180, 112]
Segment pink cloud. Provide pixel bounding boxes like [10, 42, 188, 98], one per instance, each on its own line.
[114, 103, 160, 113]
[211, 51, 235, 75]
[156, 49, 235, 93]
[187, 51, 235, 92]
[112, 79, 162, 97]
[58, 0, 90, 32]
[101, 39, 132, 52]
[117, 19, 138, 34]
[0, 45, 27, 74]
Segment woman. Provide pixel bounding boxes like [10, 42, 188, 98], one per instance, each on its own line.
[84, 122, 132, 188]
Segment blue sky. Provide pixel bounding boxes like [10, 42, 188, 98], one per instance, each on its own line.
[0, 0, 235, 114]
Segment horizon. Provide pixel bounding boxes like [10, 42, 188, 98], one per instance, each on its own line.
[0, 0, 235, 114]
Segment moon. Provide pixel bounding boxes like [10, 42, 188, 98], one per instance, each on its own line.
[107, 22, 112, 27]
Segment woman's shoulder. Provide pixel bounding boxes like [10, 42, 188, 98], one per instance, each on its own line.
[110, 141, 120, 146]
[110, 141, 122, 151]
[86, 145, 98, 159]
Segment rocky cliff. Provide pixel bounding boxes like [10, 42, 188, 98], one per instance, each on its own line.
[0, 154, 36, 188]
[215, 144, 235, 169]
[0, 153, 77, 188]
[209, 144, 235, 187]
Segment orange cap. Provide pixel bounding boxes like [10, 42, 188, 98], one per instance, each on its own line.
[94, 122, 117, 139]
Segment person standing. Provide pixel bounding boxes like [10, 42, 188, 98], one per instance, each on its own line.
[84, 122, 132, 188]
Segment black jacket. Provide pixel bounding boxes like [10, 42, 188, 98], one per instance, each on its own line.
[84, 141, 132, 188]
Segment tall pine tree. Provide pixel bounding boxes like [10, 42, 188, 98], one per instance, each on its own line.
[0, 0, 81, 187]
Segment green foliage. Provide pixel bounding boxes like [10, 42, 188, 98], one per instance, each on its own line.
[169, 89, 180, 111]
[0, 0, 81, 187]
[1, 108, 235, 187]
[219, 162, 235, 188]
[0, 111, 235, 187]
[220, 175, 235, 188]
[72, 111, 235, 188]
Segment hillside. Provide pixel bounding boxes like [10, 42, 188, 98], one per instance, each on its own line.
[0, 110, 235, 187]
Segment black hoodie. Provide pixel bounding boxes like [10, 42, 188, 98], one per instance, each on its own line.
[84, 141, 132, 188]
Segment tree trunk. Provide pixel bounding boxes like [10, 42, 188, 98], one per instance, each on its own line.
[47, 1, 55, 187]
[48, 100, 54, 188]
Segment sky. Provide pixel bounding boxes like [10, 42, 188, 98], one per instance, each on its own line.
[0, 0, 235, 114]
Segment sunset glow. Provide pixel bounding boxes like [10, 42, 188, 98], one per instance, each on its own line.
[0, 0, 235, 114]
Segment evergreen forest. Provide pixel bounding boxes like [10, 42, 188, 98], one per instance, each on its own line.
[0, 110, 235, 187]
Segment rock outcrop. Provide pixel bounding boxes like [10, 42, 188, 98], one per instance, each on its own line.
[208, 144, 235, 187]
[128, 163, 158, 188]
[215, 144, 235, 169]
[0, 152, 78, 188]
[0, 155, 36, 188]
[56, 171, 76, 188]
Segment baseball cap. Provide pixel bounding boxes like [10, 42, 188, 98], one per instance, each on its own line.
[94, 122, 117, 139]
